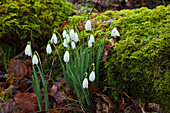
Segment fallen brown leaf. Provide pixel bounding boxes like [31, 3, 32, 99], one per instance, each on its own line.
[95, 93, 117, 113]
[148, 103, 163, 113]
[0, 99, 17, 113]
[14, 93, 38, 112]
[7, 59, 32, 79]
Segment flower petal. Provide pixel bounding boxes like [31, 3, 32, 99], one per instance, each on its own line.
[88, 40, 92, 48]
[85, 20, 91, 31]
[46, 44, 52, 54]
[51, 34, 57, 44]
[111, 27, 120, 37]
[69, 29, 75, 40]
[25, 45, 31, 56]
[71, 42, 76, 49]
[89, 71, 95, 82]
[66, 34, 70, 43]
[90, 35, 95, 43]
[82, 78, 88, 89]
[63, 51, 70, 62]
[63, 30, 67, 38]
[32, 54, 38, 65]
[74, 33, 79, 42]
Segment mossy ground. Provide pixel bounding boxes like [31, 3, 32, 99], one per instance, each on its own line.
[67, 5, 170, 112]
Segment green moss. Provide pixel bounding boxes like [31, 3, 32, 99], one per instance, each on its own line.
[0, 0, 74, 51]
[67, 5, 170, 112]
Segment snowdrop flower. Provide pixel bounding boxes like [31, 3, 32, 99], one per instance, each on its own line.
[69, 29, 75, 40]
[46, 44, 52, 54]
[89, 71, 95, 82]
[111, 27, 120, 37]
[90, 35, 95, 43]
[32, 54, 38, 65]
[88, 40, 92, 48]
[63, 30, 67, 38]
[51, 34, 57, 44]
[25, 44, 31, 56]
[85, 20, 91, 31]
[74, 33, 79, 42]
[63, 51, 70, 62]
[82, 78, 88, 89]
[66, 34, 70, 43]
[63, 39, 68, 48]
[71, 42, 76, 49]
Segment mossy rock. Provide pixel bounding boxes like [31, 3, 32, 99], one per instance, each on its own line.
[67, 5, 170, 112]
[0, 0, 74, 55]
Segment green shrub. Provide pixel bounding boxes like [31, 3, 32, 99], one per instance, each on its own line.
[67, 5, 170, 112]
[0, 0, 73, 52]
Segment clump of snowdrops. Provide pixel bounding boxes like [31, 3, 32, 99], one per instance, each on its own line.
[25, 18, 120, 109]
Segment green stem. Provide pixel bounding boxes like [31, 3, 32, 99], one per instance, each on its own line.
[52, 43, 71, 89]
[37, 66, 49, 110]
[32, 65, 43, 111]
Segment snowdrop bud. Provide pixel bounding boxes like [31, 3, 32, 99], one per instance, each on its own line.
[69, 29, 75, 40]
[71, 42, 76, 49]
[89, 71, 95, 82]
[85, 20, 91, 31]
[63, 30, 67, 38]
[46, 44, 52, 54]
[25, 45, 31, 56]
[32, 54, 38, 65]
[88, 40, 92, 48]
[63, 51, 70, 62]
[90, 35, 95, 43]
[82, 78, 88, 89]
[74, 33, 79, 42]
[111, 27, 120, 37]
[66, 34, 70, 43]
[51, 34, 57, 44]
[63, 39, 68, 48]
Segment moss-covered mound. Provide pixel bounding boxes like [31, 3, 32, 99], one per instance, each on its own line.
[68, 5, 170, 111]
[0, 0, 73, 60]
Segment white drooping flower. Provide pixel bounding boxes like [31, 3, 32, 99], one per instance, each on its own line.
[74, 33, 79, 42]
[85, 20, 91, 31]
[63, 39, 68, 48]
[51, 34, 57, 44]
[82, 78, 88, 89]
[111, 27, 120, 37]
[63, 30, 67, 38]
[71, 42, 76, 49]
[32, 54, 38, 65]
[90, 35, 95, 43]
[89, 71, 95, 82]
[69, 29, 75, 40]
[63, 51, 70, 62]
[88, 40, 92, 48]
[66, 34, 70, 43]
[46, 44, 52, 54]
[25, 44, 31, 56]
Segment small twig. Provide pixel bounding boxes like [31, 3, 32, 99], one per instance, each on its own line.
[36, 107, 84, 113]
[122, 91, 135, 103]
[123, 91, 145, 113]
[46, 61, 59, 75]
[162, 0, 166, 6]
[24, 85, 33, 93]
[89, 0, 100, 18]
[49, 53, 56, 77]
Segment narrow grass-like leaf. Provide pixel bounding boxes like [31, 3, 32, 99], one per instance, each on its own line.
[96, 40, 101, 84]
[32, 67, 43, 111]
[37, 66, 49, 110]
